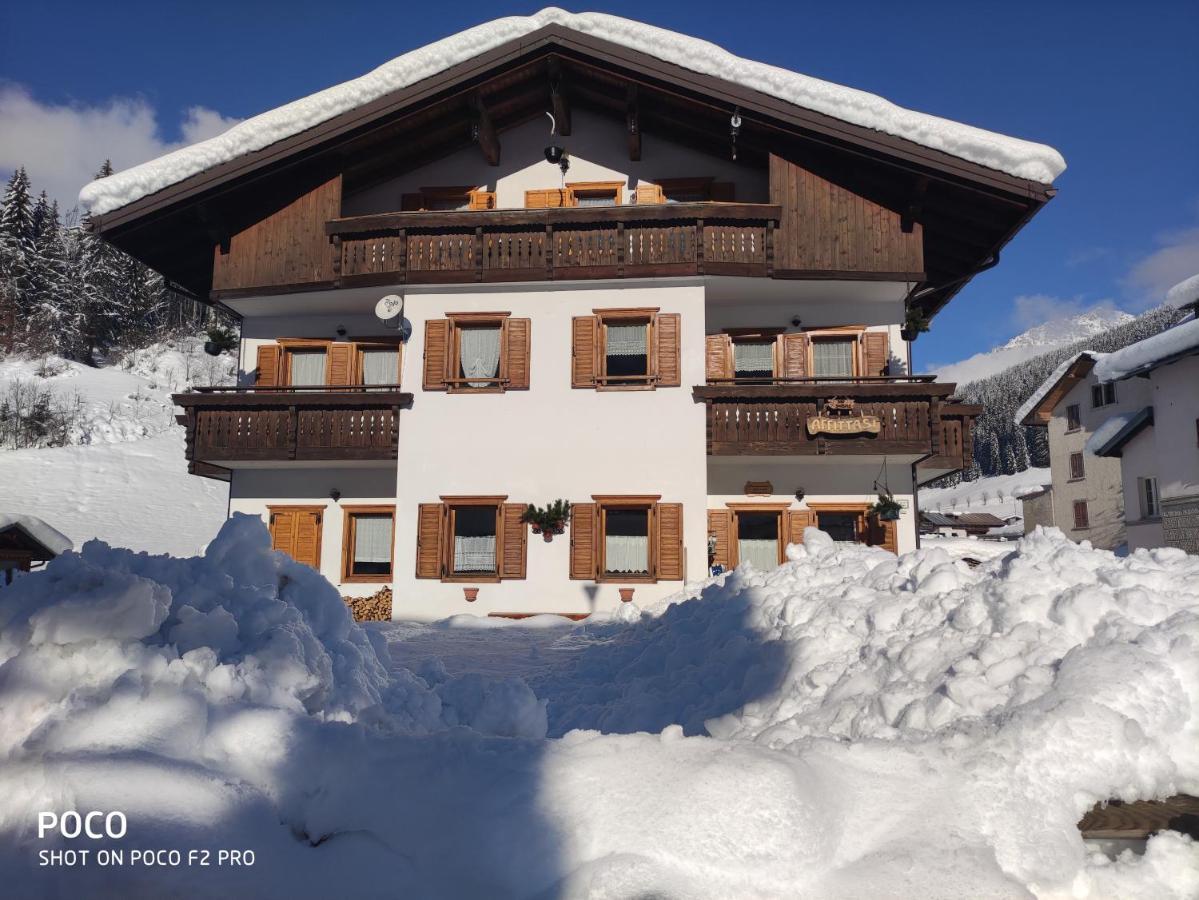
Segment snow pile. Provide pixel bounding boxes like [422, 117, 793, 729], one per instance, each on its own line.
[1093, 313, 1199, 382]
[3, 524, 1196, 897]
[80, 9, 1064, 217]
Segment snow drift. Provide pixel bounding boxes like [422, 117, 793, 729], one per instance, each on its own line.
[1, 521, 1195, 898]
[80, 8, 1065, 218]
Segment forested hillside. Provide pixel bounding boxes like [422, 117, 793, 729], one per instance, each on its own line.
[0, 164, 227, 361]
[938, 305, 1184, 487]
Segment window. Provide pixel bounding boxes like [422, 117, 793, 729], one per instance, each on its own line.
[567, 181, 623, 207]
[1091, 382, 1116, 408]
[422, 313, 531, 393]
[357, 344, 401, 390]
[415, 497, 527, 582]
[1139, 477, 1160, 519]
[1069, 452, 1085, 480]
[572, 308, 681, 391]
[733, 340, 775, 380]
[569, 497, 684, 583]
[1072, 500, 1090, 530]
[818, 512, 860, 542]
[287, 348, 327, 386]
[812, 338, 856, 378]
[451, 505, 499, 575]
[342, 506, 394, 582]
[1066, 404, 1082, 431]
[736, 511, 780, 569]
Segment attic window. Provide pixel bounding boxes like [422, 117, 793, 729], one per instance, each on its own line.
[567, 181, 622, 207]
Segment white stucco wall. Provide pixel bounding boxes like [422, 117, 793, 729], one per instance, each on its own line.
[342, 109, 767, 216]
[1147, 356, 1199, 502]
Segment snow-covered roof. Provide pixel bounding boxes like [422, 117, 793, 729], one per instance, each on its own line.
[1092, 314, 1199, 382]
[79, 8, 1066, 217]
[0, 513, 73, 556]
[1014, 351, 1102, 426]
[1085, 407, 1153, 458]
[1165, 273, 1199, 308]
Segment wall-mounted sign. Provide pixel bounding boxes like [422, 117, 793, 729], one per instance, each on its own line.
[807, 397, 882, 436]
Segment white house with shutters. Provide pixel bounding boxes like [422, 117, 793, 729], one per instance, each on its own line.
[83, 11, 1060, 619]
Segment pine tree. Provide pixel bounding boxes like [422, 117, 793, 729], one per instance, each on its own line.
[0, 168, 37, 349]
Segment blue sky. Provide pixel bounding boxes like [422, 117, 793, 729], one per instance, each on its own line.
[2, 1, 1196, 370]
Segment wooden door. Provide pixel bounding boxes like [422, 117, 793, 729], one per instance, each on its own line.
[268, 506, 323, 569]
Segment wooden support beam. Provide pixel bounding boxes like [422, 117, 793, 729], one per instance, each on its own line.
[626, 84, 641, 161]
[547, 57, 572, 136]
[902, 176, 928, 234]
[472, 96, 500, 166]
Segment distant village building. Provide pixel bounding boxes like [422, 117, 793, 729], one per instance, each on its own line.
[0, 514, 72, 584]
[1087, 292, 1199, 553]
[1018, 351, 1151, 551]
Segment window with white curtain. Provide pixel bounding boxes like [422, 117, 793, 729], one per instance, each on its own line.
[812, 339, 855, 378]
[737, 512, 779, 570]
[734, 341, 774, 379]
[288, 349, 327, 386]
[348, 513, 393, 577]
[603, 507, 650, 575]
[605, 321, 649, 378]
[458, 326, 502, 388]
[360, 347, 399, 390]
[452, 505, 498, 573]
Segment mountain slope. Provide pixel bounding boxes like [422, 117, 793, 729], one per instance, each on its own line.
[934, 308, 1134, 385]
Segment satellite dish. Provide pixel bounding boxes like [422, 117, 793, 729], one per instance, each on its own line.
[375, 294, 404, 324]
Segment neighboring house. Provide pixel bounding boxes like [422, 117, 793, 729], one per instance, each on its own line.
[0, 514, 72, 584]
[85, 12, 1057, 619]
[920, 511, 1006, 537]
[1088, 295, 1199, 553]
[1019, 352, 1151, 550]
[1020, 485, 1055, 534]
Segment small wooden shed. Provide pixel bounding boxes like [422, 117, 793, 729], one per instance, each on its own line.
[0, 514, 73, 585]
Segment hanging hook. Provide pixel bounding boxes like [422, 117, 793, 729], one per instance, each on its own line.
[546, 111, 557, 137]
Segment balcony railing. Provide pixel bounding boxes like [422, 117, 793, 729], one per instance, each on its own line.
[692, 378, 966, 457]
[326, 202, 780, 287]
[919, 401, 980, 476]
[174, 387, 412, 470]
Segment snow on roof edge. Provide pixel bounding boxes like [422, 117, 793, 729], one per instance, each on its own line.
[0, 513, 74, 556]
[1013, 350, 1101, 426]
[79, 8, 1067, 217]
[1092, 315, 1199, 383]
[1165, 273, 1199, 308]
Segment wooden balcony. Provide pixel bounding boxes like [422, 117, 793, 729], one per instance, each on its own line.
[692, 378, 968, 458]
[174, 387, 412, 474]
[325, 202, 780, 288]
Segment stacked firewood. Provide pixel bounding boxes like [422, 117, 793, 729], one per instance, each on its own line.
[343, 586, 392, 622]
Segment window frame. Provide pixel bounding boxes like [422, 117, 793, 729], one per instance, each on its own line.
[1139, 476, 1160, 519]
[1068, 452, 1086, 481]
[1072, 500, 1090, 530]
[340, 505, 396, 584]
[728, 329, 781, 381]
[726, 501, 790, 567]
[593, 494, 662, 583]
[278, 339, 330, 387]
[1091, 382, 1116, 408]
[403, 185, 493, 211]
[809, 333, 860, 379]
[1065, 404, 1082, 432]
[566, 180, 624, 207]
[596, 308, 658, 390]
[446, 311, 511, 394]
[655, 176, 715, 203]
[440, 494, 507, 583]
[353, 340, 403, 389]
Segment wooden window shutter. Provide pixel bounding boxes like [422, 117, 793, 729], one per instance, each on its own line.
[863, 332, 889, 377]
[879, 519, 898, 554]
[422, 319, 451, 390]
[415, 503, 446, 578]
[505, 318, 532, 390]
[255, 344, 281, 387]
[327, 343, 354, 386]
[779, 332, 811, 379]
[655, 503, 684, 580]
[525, 188, 574, 209]
[786, 509, 817, 547]
[705, 334, 733, 382]
[710, 182, 736, 201]
[569, 503, 598, 580]
[269, 508, 297, 557]
[292, 509, 322, 569]
[499, 503, 527, 579]
[634, 184, 665, 204]
[707, 509, 733, 570]
[655, 313, 681, 387]
[468, 190, 496, 210]
[571, 316, 598, 388]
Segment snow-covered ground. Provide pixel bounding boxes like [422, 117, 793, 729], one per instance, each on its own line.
[1, 519, 1195, 898]
[920, 468, 1051, 523]
[0, 339, 231, 555]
